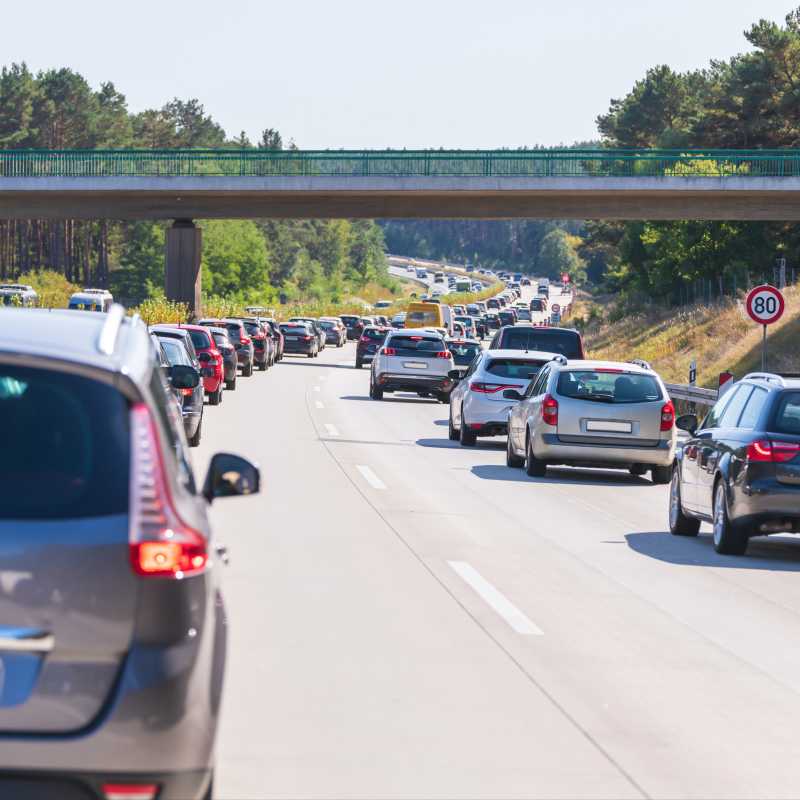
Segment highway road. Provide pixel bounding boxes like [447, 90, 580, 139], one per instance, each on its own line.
[194, 286, 800, 800]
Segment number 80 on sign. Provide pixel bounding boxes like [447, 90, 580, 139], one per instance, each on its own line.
[745, 284, 785, 325]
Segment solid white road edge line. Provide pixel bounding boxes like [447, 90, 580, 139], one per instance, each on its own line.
[447, 561, 544, 636]
[356, 464, 387, 490]
[324, 423, 340, 437]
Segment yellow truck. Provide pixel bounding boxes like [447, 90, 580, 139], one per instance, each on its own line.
[405, 301, 452, 335]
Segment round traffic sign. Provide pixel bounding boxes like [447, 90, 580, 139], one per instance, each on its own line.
[551, 303, 560, 313]
[745, 284, 785, 325]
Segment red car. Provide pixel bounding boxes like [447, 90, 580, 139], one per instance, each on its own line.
[163, 323, 225, 405]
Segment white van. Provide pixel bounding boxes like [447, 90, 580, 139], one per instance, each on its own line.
[68, 289, 114, 312]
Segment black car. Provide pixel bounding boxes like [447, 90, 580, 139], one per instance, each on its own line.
[223, 318, 256, 376]
[355, 326, 389, 368]
[341, 314, 365, 340]
[234, 317, 274, 370]
[488, 325, 585, 359]
[209, 326, 238, 390]
[279, 322, 319, 357]
[670, 373, 800, 555]
[498, 309, 517, 327]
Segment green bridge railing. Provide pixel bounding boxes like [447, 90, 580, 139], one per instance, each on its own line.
[1, 149, 799, 178]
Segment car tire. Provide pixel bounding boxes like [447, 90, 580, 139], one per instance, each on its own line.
[448, 410, 460, 441]
[209, 388, 222, 406]
[669, 466, 700, 537]
[712, 480, 748, 555]
[189, 416, 202, 448]
[243, 362, 253, 377]
[355, 359, 363, 369]
[460, 413, 477, 447]
[226, 376, 236, 391]
[629, 464, 647, 476]
[202, 772, 214, 800]
[651, 465, 671, 484]
[259, 360, 267, 371]
[506, 433, 524, 468]
[307, 351, 314, 358]
[418, 391, 430, 398]
[525, 433, 546, 477]
[370, 380, 383, 400]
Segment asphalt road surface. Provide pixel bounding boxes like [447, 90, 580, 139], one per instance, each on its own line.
[193, 289, 800, 800]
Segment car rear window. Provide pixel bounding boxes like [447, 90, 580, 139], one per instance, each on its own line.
[0, 365, 130, 519]
[280, 324, 309, 333]
[319, 320, 336, 329]
[212, 333, 231, 348]
[362, 328, 387, 340]
[557, 370, 663, 403]
[500, 328, 582, 358]
[341, 316, 359, 325]
[450, 342, 481, 365]
[159, 339, 191, 366]
[242, 322, 261, 335]
[188, 330, 212, 350]
[486, 358, 547, 379]
[388, 335, 445, 356]
[774, 392, 800, 435]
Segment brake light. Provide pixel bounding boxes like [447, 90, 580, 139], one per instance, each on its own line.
[102, 785, 159, 800]
[470, 382, 518, 394]
[129, 404, 208, 578]
[660, 400, 675, 431]
[302, 335, 313, 341]
[542, 394, 558, 426]
[436, 351, 451, 359]
[747, 440, 800, 463]
[180, 387, 193, 396]
[240, 333, 250, 344]
[381, 346, 397, 356]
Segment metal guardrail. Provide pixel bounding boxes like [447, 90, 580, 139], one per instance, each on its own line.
[665, 383, 719, 406]
[1, 148, 800, 178]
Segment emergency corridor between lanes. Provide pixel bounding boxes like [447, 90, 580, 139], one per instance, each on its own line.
[196, 340, 800, 800]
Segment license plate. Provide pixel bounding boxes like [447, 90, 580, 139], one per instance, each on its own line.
[404, 362, 427, 369]
[586, 420, 632, 433]
[285, 336, 298, 341]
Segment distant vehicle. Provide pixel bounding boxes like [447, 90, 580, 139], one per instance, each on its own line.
[0, 283, 38, 306]
[506, 358, 675, 482]
[369, 330, 455, 402]
[406, 301, 446, 331]
[487, 298, 500, 310]
[279, 321, 319, 358]
[670, 372, 800, 554]
[416, 268, 428, 279]
[197, 318, 255, 376]
[530, 297, 548, 313]
[498, 309, 517, 327]
[0, 305, 258, 798]
[538, 283, 550, 298]
[521, 278, 531, 286]
[341, 314, 366, 340]
[208, 325, 239, 390]
[452, 321, 466, 338]
[356, 325, 389, 368]
[489, 325, 585, 359]
[262, 317, 285, 361]
[233, 316, 275, 370]
[446, 338, 482, 378]
[374, 299, 394, 309]
[318, 317, 347, 346]
[68, 288, 114, 312]
[513, 273, 523, 282]
[456, 279, 471, 292]
[454, 315, 477, 339]
[391, 312, 407, 329]
[449, 349, 557, 446]
[434, 271, 445, 283]
[289, 317, 326, 353]
[159, 323, 225, 405]
[517, 308, 533, 322]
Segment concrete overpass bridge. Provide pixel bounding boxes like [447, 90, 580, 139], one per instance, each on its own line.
[1, 148, 798, 310]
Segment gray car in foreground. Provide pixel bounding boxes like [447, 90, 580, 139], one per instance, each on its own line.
[0, 306, 260, 800]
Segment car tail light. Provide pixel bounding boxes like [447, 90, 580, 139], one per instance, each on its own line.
[436, 351, 451, 359]
[660, 400, 675, 431]
[102, 785, 159, 800]
[381, 346, 397, 356]
[541, 394, 558, 426]
[129, 403, 208, 578]
[470, 382, 518, 394]
[180, 387, 193, 396]
[747, 439, 800, 463]
[302, 335, 313, 341]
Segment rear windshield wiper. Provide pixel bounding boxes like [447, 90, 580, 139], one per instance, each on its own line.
[573, 393, 616, 403]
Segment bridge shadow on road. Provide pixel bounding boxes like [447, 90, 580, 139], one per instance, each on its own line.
[626, 531, 800, 570]
[470, 464, 652, 487]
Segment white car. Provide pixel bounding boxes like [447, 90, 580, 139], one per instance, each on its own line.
[448, 349, 558, 446]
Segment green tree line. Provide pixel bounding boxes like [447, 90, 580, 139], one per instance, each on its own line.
[585, 8, 800, 300]
[0, 64, 389, 304]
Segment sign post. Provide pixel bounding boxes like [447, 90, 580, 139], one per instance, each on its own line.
[745, 284, 785, 371]
[689, 359, 697, 386]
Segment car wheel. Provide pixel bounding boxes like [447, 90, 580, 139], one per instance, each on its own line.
[355, 359, 362, 369]
[189, 416, 202, 447]
[259, 360, 267, 371]
[226, 376, 236, 391]
[629, 464, 647, 476]
[307, 351, 314, 359]
[669, 466, 700, 536]
[506, 432, 524, 468]
[202, 771, 214, 800]
[244, 362, 253, 377]
[712, 480, 748, 555]
[370, 379, 383, 400]
[525, 433, 546, 477]
[448, 409, 460, 441]
[418, 391, 430, 398]
[209, 387, 221, 406]
[651, 465, 671, 484]
[460, 412, 477, 447]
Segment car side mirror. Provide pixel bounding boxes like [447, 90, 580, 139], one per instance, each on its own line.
[197, 352, 211, 363]
[201, 366, 215, 378]
[202, 452, 261, 504]
[169, 364, 200, 389]
[503, 389, 524, 401]
[676, 414, 698, 434]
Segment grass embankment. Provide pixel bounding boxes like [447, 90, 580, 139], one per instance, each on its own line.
[577, 286, 800, 387]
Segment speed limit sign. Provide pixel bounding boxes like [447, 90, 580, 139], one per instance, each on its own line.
[746, 284, 785, 325]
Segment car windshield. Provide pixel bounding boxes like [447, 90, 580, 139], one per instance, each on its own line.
[450, 343, 481, 365]
[0, 365, 130, 519]
[501, 329, 582, 358]
[486, 358, 547, 379]
[774, 392, 800, 435]
[557, 369, 663, 403]
[388, 335, 445, 356]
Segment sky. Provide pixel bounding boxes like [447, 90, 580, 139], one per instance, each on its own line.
[1, 0, 794, 149]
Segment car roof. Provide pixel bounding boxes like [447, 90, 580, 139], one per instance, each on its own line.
[739, 373, 800, 389]
[483, 348, 560, 361]
[555, 359, 657, 375]
[0, 306, 154, 387]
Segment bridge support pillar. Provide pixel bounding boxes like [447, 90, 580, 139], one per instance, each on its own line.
[165, 219, 202, 318]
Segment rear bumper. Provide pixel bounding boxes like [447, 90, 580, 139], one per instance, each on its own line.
[731, 478, 800, 530]
[235, 348, 253, 365]
[376, 372, 454, 394]
[283, 343, 315, 354]
[202, 374, 222, 393]
[0, 769, 211, 800]
[534, 432, 674, 467]
[466, 421, 508, 437]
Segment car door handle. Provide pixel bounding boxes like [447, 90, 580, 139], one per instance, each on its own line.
[0, 629, 55, 653]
